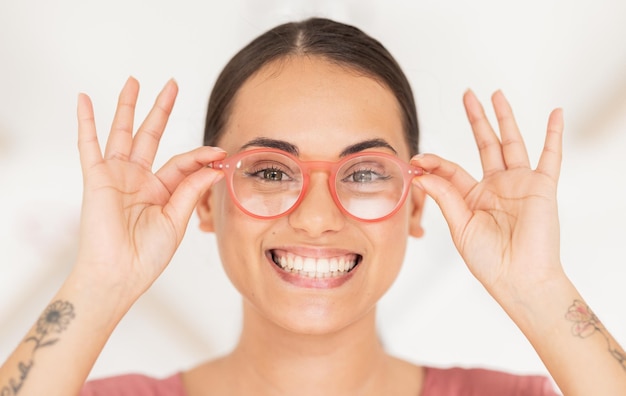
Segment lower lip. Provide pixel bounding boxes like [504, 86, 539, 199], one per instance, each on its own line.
[267, 254, 358, 289]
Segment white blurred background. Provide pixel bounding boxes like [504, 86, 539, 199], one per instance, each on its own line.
[1, 0, 625, 382]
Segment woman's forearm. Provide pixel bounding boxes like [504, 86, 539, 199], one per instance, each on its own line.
[0, 270, 133, 396]
[497, 274, 626, 396]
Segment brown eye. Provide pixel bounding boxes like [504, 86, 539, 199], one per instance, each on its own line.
[245, 166, 292, 182]
[263, 169, 286, 181]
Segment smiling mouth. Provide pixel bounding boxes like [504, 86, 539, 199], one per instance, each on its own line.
[270, 250, 362, 279]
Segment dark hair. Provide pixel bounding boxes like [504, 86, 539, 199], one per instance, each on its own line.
[204, 17, 419, 156]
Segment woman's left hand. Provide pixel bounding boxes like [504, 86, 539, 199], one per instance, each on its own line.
[411, 90, 565, 300]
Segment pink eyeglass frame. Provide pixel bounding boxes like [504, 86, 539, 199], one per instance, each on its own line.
[210, 148, 423, 223]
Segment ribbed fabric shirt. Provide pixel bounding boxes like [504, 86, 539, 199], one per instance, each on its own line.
[80, 366, 560, 395]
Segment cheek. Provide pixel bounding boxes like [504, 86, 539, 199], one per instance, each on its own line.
[211, 186, 250, 273]
[211, 184, 271, 294]
[366, 208, 411, 283]
[211, 184, 237, 234]
[373, 205, 411, 248]
[210, 181, 255, 237]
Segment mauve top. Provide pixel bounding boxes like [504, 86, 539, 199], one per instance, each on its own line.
[80, 366, 560, 395]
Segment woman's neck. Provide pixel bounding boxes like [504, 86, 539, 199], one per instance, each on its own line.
[220, 301, 419, 395]
[184, 301, 424, 395]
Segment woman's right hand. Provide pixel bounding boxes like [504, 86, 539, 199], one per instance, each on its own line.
[74, 77, 225, 299]
[0, 78, 220, 394]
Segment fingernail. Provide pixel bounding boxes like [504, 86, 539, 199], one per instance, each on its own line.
[411, 153, 425, 161]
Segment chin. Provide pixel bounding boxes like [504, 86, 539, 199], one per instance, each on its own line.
[256, 293, 378, 337]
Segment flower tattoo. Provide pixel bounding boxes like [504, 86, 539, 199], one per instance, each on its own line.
[2, 301, 76, 395]
[36, 300, 75, 335]
[25, 300, 75, 350]
[565, 300, 600, 338]
[566, 299, 626, 371]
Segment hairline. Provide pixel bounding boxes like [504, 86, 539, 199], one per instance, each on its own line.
[216, 53, 406, 148]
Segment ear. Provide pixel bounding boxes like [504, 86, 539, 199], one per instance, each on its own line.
[408, 185, 425, 238]
[196, 188, 216, 233]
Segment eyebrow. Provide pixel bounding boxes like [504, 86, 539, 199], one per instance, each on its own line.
[339, 138, 397, 157]
[238, 137, 397, 157]
[239, 137, 299, 156]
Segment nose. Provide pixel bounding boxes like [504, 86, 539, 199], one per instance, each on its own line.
[288, 172, 346, 236]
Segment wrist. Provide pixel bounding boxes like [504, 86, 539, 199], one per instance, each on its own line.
[490, 269, 578, 335]
[62, 266, 140, 329]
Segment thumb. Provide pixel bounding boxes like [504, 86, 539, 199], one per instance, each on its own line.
[412, 174, 473, 240]
[162, 168, 224, 242]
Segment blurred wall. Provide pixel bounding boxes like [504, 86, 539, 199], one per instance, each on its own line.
[1, 0, 625, 380]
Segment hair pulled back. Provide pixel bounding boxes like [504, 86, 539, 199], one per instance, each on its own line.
[204, 17, 419, 156]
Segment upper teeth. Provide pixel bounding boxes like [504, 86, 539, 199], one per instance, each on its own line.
[272, 252, 358, 278]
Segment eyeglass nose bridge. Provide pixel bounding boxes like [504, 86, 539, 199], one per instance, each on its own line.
[293, 159, 346, 214]
[298, 159, 342, 180]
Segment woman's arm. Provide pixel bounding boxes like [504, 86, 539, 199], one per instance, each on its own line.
[0, 274, 133, 395]
[411, 90, 626, 395]
[0, 78, 225, 396]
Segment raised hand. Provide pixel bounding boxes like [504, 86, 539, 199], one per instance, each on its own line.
[74, 77, 226, 298]
[411, 90, 564, 299]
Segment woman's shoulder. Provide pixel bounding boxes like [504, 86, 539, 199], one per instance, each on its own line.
[79, 372, 185, 396]
[423, 366, 560, 396]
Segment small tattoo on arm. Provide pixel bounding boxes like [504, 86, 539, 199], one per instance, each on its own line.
[566, 299, 626, 371]
[25, 300, 76, 350]
[1, 301, 75, 395]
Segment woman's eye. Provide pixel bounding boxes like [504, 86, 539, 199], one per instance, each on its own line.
[345, 170, 387, 183]
[250, 167, 291, 181]
[262, 169, 285, 181]
[351, 170, 374, 182]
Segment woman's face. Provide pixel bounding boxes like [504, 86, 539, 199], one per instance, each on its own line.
[198, 56, 425, 335]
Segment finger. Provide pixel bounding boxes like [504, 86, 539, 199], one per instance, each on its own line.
[155, 146, 227, 195]
[536, 108, 564, 182]
[77, 93, 103, 171]
[463, 90, 505, 176]
[130, 79, 179, 169]
[410, 153, 477, 199]
[162, 167, 225, 242]
[491, 90, 530, 169]
[412, 174, 473, 240]
[104, 77, 139, 161]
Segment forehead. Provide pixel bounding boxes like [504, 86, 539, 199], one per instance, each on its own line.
[219, 56, 408, 159]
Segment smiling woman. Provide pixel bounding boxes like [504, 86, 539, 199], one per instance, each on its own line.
[1, 17, 625, 396]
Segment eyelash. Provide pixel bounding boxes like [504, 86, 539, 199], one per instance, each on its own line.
[342, 168, 390, 183]
[245, 165, 292, 181]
